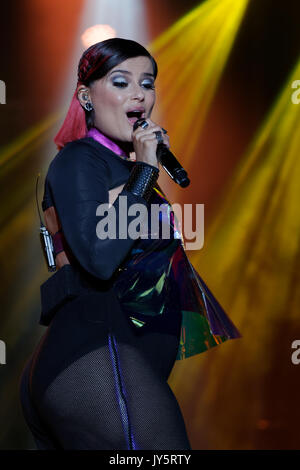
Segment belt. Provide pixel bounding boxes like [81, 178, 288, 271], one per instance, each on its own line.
[39, 264, 116, 326]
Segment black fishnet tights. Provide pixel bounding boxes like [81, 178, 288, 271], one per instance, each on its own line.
[19, 292, 191, 450]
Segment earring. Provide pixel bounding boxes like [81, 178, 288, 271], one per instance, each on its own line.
[84, 101, 93, 111]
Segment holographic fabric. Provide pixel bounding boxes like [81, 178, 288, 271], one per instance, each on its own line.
[113, 186, 242, 360]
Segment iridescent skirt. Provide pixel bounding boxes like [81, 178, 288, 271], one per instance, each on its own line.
[113, 187, 241, 360]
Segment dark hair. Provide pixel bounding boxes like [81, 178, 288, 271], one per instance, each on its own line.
[77, 38, 158, 129]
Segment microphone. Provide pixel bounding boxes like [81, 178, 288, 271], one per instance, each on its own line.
[133, 119, 190, 188]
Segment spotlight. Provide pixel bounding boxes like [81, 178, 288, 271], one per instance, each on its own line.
[81, 24, 116, 48]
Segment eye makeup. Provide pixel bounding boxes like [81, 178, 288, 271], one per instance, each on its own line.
[111, 76, 155, 89]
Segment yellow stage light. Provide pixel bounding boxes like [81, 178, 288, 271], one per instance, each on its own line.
[149, 0, 249, 175]
[171, 54, 300, 451]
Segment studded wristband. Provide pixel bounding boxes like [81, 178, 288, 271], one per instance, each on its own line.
[123, 162, 159, 202]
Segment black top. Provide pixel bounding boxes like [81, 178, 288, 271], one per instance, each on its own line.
[42, 137, 151, 281]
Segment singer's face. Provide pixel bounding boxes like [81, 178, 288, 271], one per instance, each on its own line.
[88, 56, 156, 142]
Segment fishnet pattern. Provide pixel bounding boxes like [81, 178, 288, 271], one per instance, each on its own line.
[19, 292, 191, 450]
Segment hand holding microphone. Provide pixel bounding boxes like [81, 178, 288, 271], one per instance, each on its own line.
[132, 118, 190, 188]
[131, 117, 167, 169]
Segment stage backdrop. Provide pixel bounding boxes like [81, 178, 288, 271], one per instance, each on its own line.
[0, 0, 299, 450]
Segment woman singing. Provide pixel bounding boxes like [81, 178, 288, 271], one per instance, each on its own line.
[19, 38, 241, 450]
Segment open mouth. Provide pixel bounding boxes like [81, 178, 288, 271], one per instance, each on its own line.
[126, 110, 145, 125]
